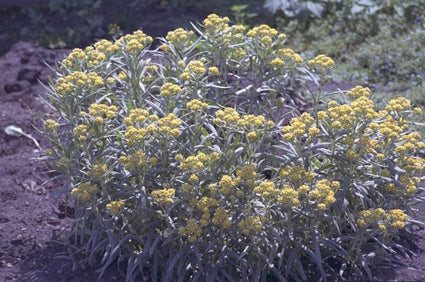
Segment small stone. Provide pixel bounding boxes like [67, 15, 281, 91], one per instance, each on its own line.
[4, 83, 22, 93]
[11, 235, 23, 245]
[24, 201, 30, 207]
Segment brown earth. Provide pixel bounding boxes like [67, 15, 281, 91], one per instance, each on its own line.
[0, 34, 424, 282]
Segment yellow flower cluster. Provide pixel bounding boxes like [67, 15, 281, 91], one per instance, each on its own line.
[386, 209, 409, 229]
[92, 164, 107, 178]
[124, 108, 151, 125]
[203, 14, 230, 36]
[71, 182, 97, 202]
[327, 102, 355, 130]
[377, 115, 407, 141]
[179, 152, 208, 171]
[357, 208, 408, 230]
[357, 208, 386, 228]
[157, 113, 182, 137]
[399, 175, 421, 195]
[276, 48, 303, 63]
[186, 99, 208, 112]
[160, 82, 182, 97]
[246, 24, 278, 47]
[164, 28, 194, 49]
[55, 71, 104, 96]
[346, 85, 371, 99]
[124, 126, 147, 146]
[119, 150, 146, 170]
[237, 165, 257, 180]
[308, 179, 338, 210]
[282, 112, 317, 141]
[178, 218, 202, 243]
[385, 97, 411, 113]
[219, 174, 237, 195]
[229, 48, 247, 61]
[277, 186, 300, 207]
[208, 67, 219, 76]
[87, 103, 118, 120]
[349, 96, 377, 120]
[212, 207, 232, 229]
[270, 58, 285, 68]
[44, 119, 59, 131]
[237, 114, 267, 128]
[84, 48, 107, 68]
[152, 188, 175, 205]
[279, 165, 315, 184]
[73, 124, 88, 141]
[214, 107, 240, 126]
[117, 30, 153, 52]
[197, 196, 218, 213]
[181, 60, 206, 80]
[308, 54, 335, 68]
[238, 216, 262, 236]
[106, 200, 124, 215]
[94, 39, 119, 54]
[254, 181, 279, 199]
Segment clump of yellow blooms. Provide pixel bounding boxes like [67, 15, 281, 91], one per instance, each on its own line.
[276, 48, 303, 63]
[208, 67, 219, 76]
[246, 24, 279, 47]
[282, 112, 317, 141]
[308, 54, 335, 69]
[279, 165, 315, 184]
[178, 219, 202, 243]
[357, 208, 386, 227]
[238, 216, 262, 236]
[117, 30, 153, 52]
[186, 99, 208, 112]
[345, 85, 371, 99]
[203, 14, 230, 37]
[385, 97, 411, 113]
[152, 188, 175, 205]
[94, 39, 119, 54]
[87, 103, 118, 119]
[163, 28, 195, 50]
[73, 124, 88, 141]
[214, 107, 240, 126]
[254, 181, 279, 199]
[386, 209, 409, 229]
[212, 207, 232, 229]
[278, 186, 300, 207]
[55, 71, 104, 96]
[44, 119, 59, 131]
[357, 208, 408, 230]
[219, 175, 237, 195]
[92, 164, 107, 178]
[308, 179, 337, 210]
[157, 113, 182, 137]
[71, 182, 97, 202]
[106, 200, 125, 215]
[179, 152, 208, 172]
[119, 150, 146, 170]
[270, 58, 285, 68]
[181, 60, 206, 80]
[160, 82, 182, 97]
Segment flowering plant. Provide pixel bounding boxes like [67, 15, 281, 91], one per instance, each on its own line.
[43, 14, 424, 281]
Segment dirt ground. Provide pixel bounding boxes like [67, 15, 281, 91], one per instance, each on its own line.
[0, 41, 424, 282]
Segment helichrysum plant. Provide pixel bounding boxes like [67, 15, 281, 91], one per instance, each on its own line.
[42, 14, 425, 281]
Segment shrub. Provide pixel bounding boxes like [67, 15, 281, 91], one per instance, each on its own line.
[43, 14, 425, 281]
